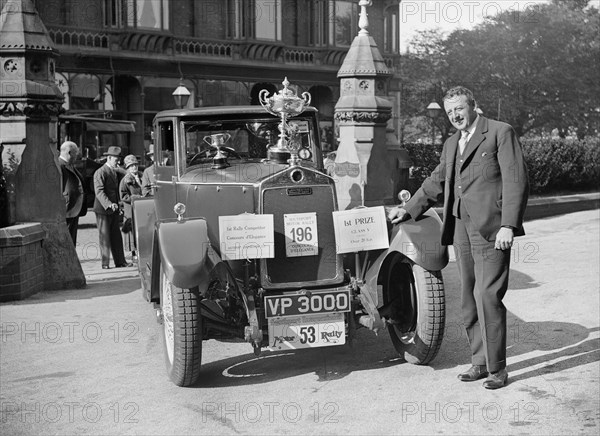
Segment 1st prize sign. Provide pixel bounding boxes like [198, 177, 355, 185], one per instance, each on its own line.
[332, 206, 389, 253]
[219, 214, 274, 260]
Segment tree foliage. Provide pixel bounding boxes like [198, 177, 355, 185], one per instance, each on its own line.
[398, 30, 453, 143]
[401, 1, 600, 139]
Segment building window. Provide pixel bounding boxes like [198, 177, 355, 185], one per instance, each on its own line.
[104, 0, 122, 28]
[157, 121, 174, 166]
[227, 0, 250, 39]
[255, 0, 282, 41]
[125, 0, 170, 30]
[308, 0, 328, 47]
[384, 6, 399, 53]
[227, 0, 282, 41]
[70, 74, 102, 112]
[330, 0, 358, 47]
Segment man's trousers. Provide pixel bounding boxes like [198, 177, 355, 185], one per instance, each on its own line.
[95, 212, 126, 267]
[453, 205, 511, 373]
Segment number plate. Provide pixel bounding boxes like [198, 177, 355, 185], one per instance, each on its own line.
[268, 312, 345, 350]
[264, 290, 351, 318]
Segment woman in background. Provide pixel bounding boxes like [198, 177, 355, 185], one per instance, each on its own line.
[119, 154, 143, 261]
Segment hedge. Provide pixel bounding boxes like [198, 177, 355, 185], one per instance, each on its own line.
[403, 136, 600, 195]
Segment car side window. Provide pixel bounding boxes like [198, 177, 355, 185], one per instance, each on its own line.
[157, 121, 174, 166]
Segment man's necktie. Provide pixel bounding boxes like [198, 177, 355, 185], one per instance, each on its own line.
[459, 130, 470, 154]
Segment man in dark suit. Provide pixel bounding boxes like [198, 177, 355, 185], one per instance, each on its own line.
[93, 146, 132, 269]
[388, 86, 529, 389]
[58, 141, 86, 244]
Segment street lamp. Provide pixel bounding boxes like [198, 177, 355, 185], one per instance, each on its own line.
[172, 81, 190, 109]
[427, 101, 443, 145]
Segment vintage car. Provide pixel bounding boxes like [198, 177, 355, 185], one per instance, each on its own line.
[133, 85, 448, 387]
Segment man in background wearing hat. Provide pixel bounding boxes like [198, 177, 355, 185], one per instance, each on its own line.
[93, 146, 132, 269]
[141, 143, 155, 197]
[58, 141, 86, 245]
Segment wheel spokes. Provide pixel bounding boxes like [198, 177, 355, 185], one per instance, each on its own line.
[162, 274, 175, 363]
[388, 262, 418, 342]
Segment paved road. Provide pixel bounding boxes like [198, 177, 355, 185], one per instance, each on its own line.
[1, 210, 599, 435]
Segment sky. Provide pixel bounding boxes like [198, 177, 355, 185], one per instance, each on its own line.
[398, 0, 552, 52]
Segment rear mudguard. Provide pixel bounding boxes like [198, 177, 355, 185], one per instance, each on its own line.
[363, 209, 448, 308]
[152, 218, 215, 292]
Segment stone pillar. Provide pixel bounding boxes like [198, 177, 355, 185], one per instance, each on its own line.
[0, 0, 85, 292]
[333, 0, 393, 210]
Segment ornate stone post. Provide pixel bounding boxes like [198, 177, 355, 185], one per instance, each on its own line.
[0, 0, 85, 295]
[334, 0, 394, 210]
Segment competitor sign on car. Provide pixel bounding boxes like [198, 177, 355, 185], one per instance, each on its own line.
[132, 79, 448, 386]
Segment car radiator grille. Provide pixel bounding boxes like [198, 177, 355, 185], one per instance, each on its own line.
[261, 185, 342, 288]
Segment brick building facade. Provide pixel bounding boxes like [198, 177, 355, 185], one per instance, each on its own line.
[10, 0, 401, 158]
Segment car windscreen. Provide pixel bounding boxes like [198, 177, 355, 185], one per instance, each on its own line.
[181, 116, 316, 171]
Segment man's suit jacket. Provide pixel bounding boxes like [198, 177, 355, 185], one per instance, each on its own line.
[59, 158, 86, 218]
[405, 116, 529, 245]
[93, 164, 123, 215]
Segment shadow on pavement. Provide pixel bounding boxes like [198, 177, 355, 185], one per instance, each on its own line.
[1, 278, 141, 305]
[507, 268, 543, 290]
[187, 321, 598, 389]
[193, 329, 404, 388]
[178, 263, 598, 388]
[507, 326, 600, 383]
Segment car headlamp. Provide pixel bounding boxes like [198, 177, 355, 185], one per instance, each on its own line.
[174, 203, 186, 221]
[398, 190, 411, 206]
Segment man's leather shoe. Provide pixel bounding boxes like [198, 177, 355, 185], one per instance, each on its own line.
[102, 265, 110, 270]
[457, 365, 488, 382]
[116, 263, 133, 268]
[483, 369, 508, 389]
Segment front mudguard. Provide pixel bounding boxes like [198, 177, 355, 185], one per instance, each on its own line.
[363, 209, 448, 308]
[153, 218, 212, 291]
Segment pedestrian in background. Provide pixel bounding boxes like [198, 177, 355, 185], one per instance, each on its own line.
[141, 143, 155, 197]
[93, 146, 132, 269]
[388, 86, 529, 390]
[119, 154, 142, 261]
[58, 141, 86, 245]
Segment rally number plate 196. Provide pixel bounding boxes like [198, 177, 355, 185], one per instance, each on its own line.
[264, 290, 351, 318]
[268, 312, 345, 350]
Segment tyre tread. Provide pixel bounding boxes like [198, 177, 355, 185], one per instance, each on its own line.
[166, 283, 203, 387]
[386, 258, 446, 365]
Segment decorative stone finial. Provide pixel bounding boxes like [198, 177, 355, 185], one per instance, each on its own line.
[358, 0, 373, 35]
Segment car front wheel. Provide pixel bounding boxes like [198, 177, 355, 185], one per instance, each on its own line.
[160, 264, 203, 386]
[382, 254, 445, 364]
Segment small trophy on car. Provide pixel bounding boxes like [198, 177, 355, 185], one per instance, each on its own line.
[259, 77, 311, 165]
[203, 132, 232, 169]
